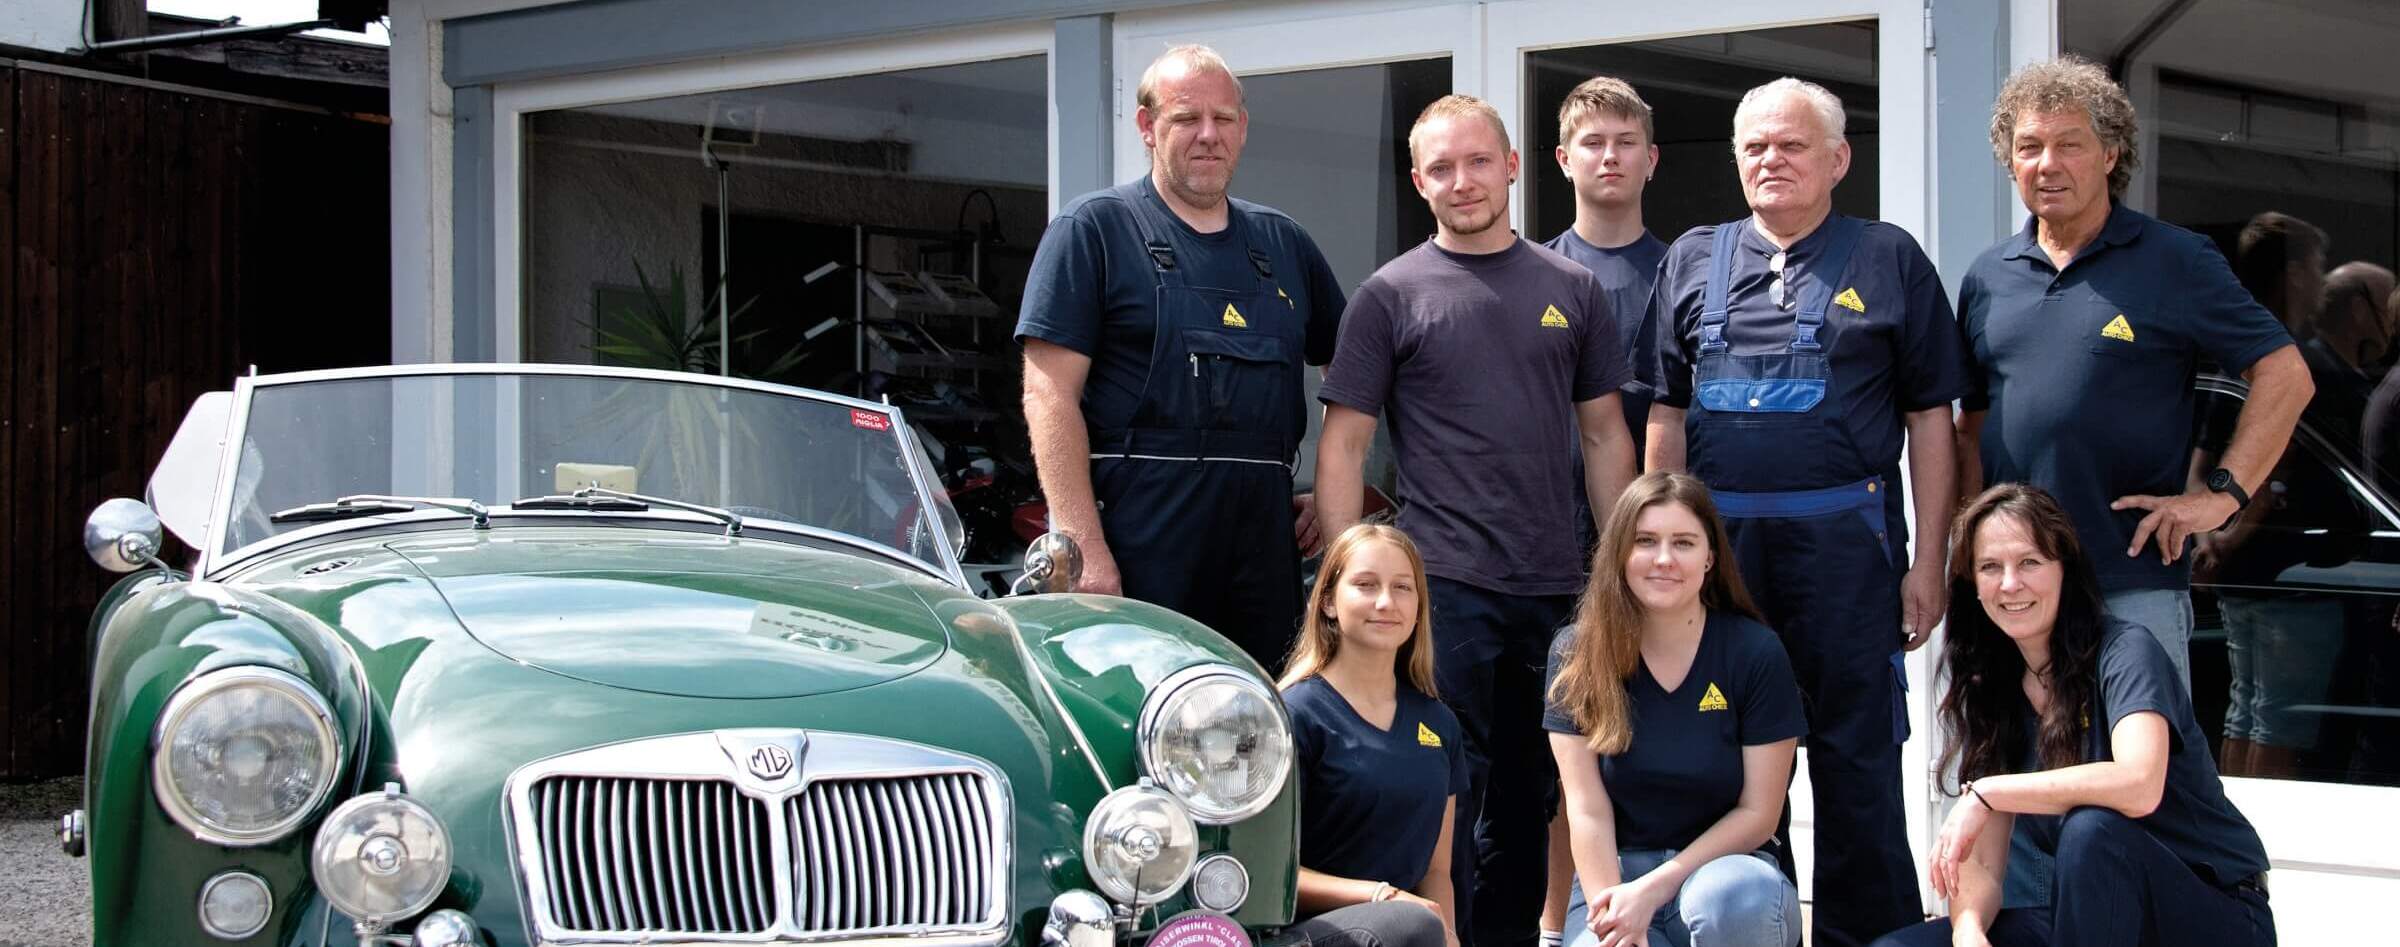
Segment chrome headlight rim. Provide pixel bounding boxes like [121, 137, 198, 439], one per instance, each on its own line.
[312, 787, 453, 924]
[1135, 664, 1293, 824]
[151, 665, 342, 847]
[196, 870, 274, 939]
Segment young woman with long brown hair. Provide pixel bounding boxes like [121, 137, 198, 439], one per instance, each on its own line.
[1278, 524, 1462, 947]
[1544, 472, 1804, 947]
[1871, 484, 2271, 947]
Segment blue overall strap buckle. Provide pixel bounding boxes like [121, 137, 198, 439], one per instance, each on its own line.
[1789, 215, 1866, 354]
[1697, 222, 1744, 354]
[1709, 476, 1885, 519]
[1146, 241, 1178, 271]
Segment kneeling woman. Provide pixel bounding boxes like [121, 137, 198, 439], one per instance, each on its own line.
[1546, 472, 1804, 947]
[1874, 484, 2272, 947]
[1279, 524, 1462, 947]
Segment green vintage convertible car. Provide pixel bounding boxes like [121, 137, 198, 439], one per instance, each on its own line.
[63, 364, 1297, 947]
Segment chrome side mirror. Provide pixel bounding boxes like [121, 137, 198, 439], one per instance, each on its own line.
[1011, 532, 1084, 595]
[85, 498, 167, 574]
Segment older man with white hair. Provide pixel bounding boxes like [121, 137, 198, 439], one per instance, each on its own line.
[1643, 77, 1966, 947]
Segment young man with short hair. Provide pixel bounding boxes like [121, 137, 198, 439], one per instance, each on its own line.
[1316, 94, 1639, 947]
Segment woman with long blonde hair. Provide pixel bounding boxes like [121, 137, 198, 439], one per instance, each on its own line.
[1544, 472, 1803, 947]
[1278, 524, 1460, 947]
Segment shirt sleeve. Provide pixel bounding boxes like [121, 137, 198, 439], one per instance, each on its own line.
[2179, 236, 2296, 376]
[1294, 228, 1350, 367]
[1956, 269, 1992, 413]
[1891, 234, 1972, 411]
[1735, 622, 1809, 746]
[1013, 213, 1109, 355]
[1318, 279, 1399, 416]
[1574, 270, 1632, 403]
[1541, 628, 1583, 735]
[2099, 626, 2183, 748]
[1650, 241, 1697, 410]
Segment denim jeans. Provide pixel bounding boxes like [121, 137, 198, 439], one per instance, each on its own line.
[1561, 848, 1799, 947]
[2006, 588, 2196, 908]
[1290, 901, 1451, 947]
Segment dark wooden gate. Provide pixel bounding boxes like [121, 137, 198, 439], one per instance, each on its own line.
[1, 59, 391, 781]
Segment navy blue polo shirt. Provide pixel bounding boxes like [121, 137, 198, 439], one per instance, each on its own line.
[1959, 203, 2291, 591]
[1319, 238, 1631, 596]
[1015, 177, 1347, 435]
[1286, 676, 1469, 889]
[1648, 217, 1970, 512]
[2011, 620, 2269, 888]
[1542, 611, 1807, 853]
[1544, 228, 1670, 449]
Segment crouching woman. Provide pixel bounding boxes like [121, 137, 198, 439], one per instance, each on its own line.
[1873, 484, 2273, 947]
[1279, 524, 1462, 947]
[1545, 472, 1804, 947]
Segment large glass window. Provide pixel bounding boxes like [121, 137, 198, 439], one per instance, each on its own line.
[2070, 2, 2400, 788]
[1523, 22, 1879, 247]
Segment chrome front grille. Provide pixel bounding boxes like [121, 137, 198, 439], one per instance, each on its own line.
[505, 730, 1012, 947]
[528, 777, 775, 934]
[792, 773, 998, 932]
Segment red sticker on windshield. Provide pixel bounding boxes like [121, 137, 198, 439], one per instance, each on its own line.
[850, 409, 892, 431]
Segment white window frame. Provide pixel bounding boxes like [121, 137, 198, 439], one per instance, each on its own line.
[485, 22, 1056, 361]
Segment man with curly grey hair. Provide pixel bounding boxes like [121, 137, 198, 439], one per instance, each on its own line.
[1955, 57, 2311, 691]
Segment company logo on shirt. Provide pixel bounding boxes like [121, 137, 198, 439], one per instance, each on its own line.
[2101, 314, 2135, 342]
[1222, 303, 1249, 328]
[1833, 287, 1866, 313]
[1417, 722, 1443, 748]
[1698, 683, 1730, 713]
[1540, 304, 1571, 329]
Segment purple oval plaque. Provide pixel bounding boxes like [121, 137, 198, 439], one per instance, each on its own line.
[1151, 910, 1252, 947]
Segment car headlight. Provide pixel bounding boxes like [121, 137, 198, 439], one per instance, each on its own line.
[1082, 783, 1198, 906]
[313, 785, 452, 925]
[1136, 666, 1292, 823]
[153, 666, 341, 845]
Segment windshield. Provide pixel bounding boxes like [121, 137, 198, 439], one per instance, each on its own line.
[220, 372, 951, 570]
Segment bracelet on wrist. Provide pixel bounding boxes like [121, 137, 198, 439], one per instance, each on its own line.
[1965, 781, 1994, 812]
[1369, 881, 1396, 903]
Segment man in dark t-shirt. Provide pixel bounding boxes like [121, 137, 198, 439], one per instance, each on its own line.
[1544, 76, 1670, 465]
[1015, 46, 1346, 671]
[1317, 94, 1638, 947]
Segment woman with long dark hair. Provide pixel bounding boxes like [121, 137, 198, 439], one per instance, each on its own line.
[1545, 472, 1804, 947]
[1872, 484, 2272, 946]
[1279, 524, 1461, 947]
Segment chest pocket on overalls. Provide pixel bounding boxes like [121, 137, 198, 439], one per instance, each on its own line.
[1185, 329, 1290, 432]
[1695, 352, 1829, 414]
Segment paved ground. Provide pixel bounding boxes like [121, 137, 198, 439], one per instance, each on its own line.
[0, 777, 89, 947]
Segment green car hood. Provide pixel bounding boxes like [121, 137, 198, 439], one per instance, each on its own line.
[384, 531, 949, 698]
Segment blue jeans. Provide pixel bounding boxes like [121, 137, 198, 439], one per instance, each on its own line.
[2006, 588, 2196, 908]
[1291, 901, 1451, 947]
[1562, 849, 1799, 947]
[2221, 593, 2344, 749]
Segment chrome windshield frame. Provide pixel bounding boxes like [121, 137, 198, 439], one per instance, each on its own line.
[194, 364, 968, 588]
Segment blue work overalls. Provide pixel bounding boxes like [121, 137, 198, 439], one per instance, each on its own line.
[1685, 217, 1921, 947]
[1087, 196, 1306, 672]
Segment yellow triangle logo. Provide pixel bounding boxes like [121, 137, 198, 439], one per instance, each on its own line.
[1698, 683, 1729, 713]
[2101, 314, 2134, 342]
[1540, 304, 1570, 329]
[1834, 287, 1866, 313]
[1277, 285, 1293, 308]
[1222, 303, 1248, 328]
[1417, 721, 1442, 747]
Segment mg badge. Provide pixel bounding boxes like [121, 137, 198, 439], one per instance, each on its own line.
[748, 744, 794, 780]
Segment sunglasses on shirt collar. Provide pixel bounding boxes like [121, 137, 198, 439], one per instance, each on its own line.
[1768, 249, 1793, 310]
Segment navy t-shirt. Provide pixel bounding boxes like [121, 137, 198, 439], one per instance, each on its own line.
[1286, 675, 1469, 889]
[2010, 619, 2269, 888]
[1014, 177, 1347, 436]
[1647, 217, 1969, 530]
[1542, 611, 1807, 853]
[1959, 204, 2294, 591]
[1319, 238, 1631, 596]
[1544, 228, 1670, 449]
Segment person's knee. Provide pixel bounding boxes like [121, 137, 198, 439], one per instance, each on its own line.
[1378, 902, 1449, 947]
[1680, 855, 1798, 947]
[2056, 805, 2141, 872]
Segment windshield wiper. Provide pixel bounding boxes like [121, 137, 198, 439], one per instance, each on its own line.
[568, 485, 743, 536]
[511, 494, 652, 513]
[269, 494, 491, 529]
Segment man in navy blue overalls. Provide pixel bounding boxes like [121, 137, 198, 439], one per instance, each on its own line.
[1017, 45, 1346, 671]
[1644, 78, 1970, 947]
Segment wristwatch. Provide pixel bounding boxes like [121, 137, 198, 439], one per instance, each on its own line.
[2205, 467, 2252, 511]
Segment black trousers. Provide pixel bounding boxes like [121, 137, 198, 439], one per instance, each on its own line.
[1868, 808, 2274, 947]
[1094, 456, 1301, 673]
[1429, 576, 1576, 947]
